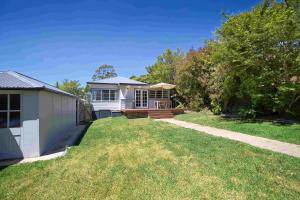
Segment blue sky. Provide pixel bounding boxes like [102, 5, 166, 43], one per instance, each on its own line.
[0, 0, 260, 85]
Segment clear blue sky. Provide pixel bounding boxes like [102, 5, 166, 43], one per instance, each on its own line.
[0, 0, 260, 85]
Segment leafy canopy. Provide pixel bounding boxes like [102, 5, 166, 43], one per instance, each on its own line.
[133, 49, 184, 84]
[56, 79, 86, 98]
[92, 64, 117, 81]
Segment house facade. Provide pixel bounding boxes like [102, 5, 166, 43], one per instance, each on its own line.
[87, 77, 172, 117]
[0, 71, 78, 160]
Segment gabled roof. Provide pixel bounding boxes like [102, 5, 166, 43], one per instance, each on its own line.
[0, 71, 75, 97]
[87, 76, 147, 85]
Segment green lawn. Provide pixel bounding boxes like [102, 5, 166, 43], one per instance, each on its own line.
[176, 112, 300, 144]
[0, 117, 299, 199]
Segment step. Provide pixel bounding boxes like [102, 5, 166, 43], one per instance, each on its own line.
[149, 114, 174, 119]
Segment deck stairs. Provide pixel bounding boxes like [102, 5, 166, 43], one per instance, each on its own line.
[148, 110, 174, 119]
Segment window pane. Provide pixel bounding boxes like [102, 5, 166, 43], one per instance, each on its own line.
[96, 90, 101, 100]
[0, 94, 8, 110]
[162, 90, 169, 99]
[10, 94, 20, 110]
[0, 112, 7, 128]
[102, 90, 109, 100]
[110, 90, 116, 101]
[156, 90, 162, 98]
[92, 91, 96, 100]
[149, 90, 156, 98]
[9, 112, 20, 128]
[142, 91, 148, 107]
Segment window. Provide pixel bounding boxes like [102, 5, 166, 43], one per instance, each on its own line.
[96, 90, 101, 100]
[0, 94, 21, 128]
[156, 90, 162, 98]
[102, 90, 110, 100]
[149, 90, 170, 99]
[91, 89, 118, 101]
[110, 90, 116, 101]
[149, 90, 156, 98]
[162, 90, 169, 99]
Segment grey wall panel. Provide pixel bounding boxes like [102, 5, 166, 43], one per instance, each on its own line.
[39, 91, 76, 155]
[20, 91, 40, 158]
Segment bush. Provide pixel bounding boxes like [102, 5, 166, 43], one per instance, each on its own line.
[210, 99, 222, 115]
[237, 107, 257, 120]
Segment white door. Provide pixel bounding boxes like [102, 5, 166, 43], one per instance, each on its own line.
[135, 89, 148, 108]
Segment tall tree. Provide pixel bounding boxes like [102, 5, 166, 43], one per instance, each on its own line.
[175, 43, 215, 110]
[92, 64, 117, 81]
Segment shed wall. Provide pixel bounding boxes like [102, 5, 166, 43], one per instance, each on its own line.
[38, 91, 76, 155]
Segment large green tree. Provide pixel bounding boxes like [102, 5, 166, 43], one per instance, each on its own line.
[212, 0, 300, 116]
[92, 64, 117, 81]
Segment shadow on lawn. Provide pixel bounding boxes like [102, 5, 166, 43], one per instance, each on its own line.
[221, 114, 300, 126]
[73, 121, 93, 146]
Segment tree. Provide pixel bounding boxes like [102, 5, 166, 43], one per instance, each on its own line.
[212, 1, 300, 116]
[132, 49, 184, 84]
[56, 79, 85, 98]
[175, 43, 215, 110]
[92, 64, 117, 81]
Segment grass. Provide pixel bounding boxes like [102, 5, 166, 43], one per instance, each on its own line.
[175, 112, 300, 144]
[0, 116, 299, 199]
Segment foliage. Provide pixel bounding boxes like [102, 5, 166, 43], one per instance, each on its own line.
[56, 79, 85, 97]
[175, 43, 215, 110]
[0, 117, 299, 199]
[237, 107, 257, 120]
[92, 64, 117, 81]
[133, 49, 184, 84]
[210, 98, 222, 115]
[211, 1, 300, 117]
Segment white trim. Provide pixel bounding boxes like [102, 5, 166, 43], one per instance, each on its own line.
[135, 89, 148, 108]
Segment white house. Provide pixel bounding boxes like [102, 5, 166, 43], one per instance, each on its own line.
[0, 71, 78, 160]
[87, 76, 182, 118]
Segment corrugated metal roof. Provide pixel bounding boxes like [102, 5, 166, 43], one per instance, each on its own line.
[0, 71, 75, 97]
[87, 76, 147, 85]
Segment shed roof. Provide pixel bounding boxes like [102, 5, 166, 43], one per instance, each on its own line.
[0, 71, 75, 97]
[87, 76, 147, 85]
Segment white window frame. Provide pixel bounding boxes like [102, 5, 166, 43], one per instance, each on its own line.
[148, 89, 169, 99]
[0, 94, 21, 128]
[91, 89, 119, 102]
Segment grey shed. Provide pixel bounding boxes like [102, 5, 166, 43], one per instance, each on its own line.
[0, 71, 78, 160]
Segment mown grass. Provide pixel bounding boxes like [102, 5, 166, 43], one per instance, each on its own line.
[0, 116, 299, 199]
[176, 112, 300, 144]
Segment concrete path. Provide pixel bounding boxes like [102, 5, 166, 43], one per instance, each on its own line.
[157, 118, 300, 158]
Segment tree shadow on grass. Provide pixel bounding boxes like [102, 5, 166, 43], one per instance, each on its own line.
[220, 114, 300, 126]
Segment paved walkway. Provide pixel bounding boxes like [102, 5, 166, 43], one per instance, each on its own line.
[157, 118, 300, 158]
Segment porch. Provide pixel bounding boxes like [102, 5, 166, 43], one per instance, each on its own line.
[121, 108, 184, 119]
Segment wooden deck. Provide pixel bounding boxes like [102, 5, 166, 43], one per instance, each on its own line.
[121, 108, 184, 119]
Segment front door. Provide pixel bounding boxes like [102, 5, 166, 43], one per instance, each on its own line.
[135, 89, 148, 108]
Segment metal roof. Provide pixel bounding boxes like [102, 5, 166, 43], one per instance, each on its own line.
[87, 76, 147, 85]
[0, 71, 75, 97]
